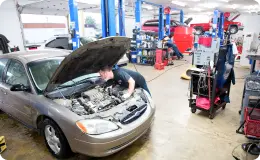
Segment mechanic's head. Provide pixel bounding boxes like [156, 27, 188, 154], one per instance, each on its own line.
[99, 66, 114, 81]
[163, 36, 170, 42]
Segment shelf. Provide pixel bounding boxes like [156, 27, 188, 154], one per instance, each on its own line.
[137, 48, 157, 50]
[136, 55, 155, 58]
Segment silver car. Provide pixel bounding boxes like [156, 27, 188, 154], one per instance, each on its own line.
[0, 37, 155, 158]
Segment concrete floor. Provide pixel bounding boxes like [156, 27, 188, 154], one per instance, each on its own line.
[0, 58, 258, 160]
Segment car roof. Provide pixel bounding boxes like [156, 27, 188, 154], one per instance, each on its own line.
[0, 49, 70, 64]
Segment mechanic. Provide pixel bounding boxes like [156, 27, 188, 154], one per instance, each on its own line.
[163, 35, 184, 60]
[99, 66, 151, 99]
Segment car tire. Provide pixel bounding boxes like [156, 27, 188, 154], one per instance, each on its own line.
[229, 25, 238, 34]
[42, 118, 73, 159]
[194, 26, 204, 35]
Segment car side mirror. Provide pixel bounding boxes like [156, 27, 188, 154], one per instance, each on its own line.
[10, 84, 31, 92]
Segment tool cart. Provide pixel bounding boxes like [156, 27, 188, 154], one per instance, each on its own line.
[188, 38, 235, 119]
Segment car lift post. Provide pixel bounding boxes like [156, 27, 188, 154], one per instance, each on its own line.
[165, 10, 171, 36]
[101, 0, 116, 37]
[218, 12, 224, 45]
[212, 10, 219, 38]
[118, 0, 126, 36]
[180, 9, 184, 25]
[68, 0, 80, 50]
[158, 6, 164, 40]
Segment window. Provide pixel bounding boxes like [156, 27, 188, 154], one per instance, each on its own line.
[45, 37, 70, 50]
[0, 59, 8, 82]
[5, 60, 29, 86]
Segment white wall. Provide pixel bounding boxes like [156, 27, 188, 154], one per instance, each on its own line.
[21, 14, 68, 44]
[0, 0, 25, 51]
[236, 14, 260, 34]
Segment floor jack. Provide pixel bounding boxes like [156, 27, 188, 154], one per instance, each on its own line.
[0, 136, 6, 153]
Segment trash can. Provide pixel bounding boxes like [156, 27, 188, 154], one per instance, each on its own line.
[131, 51, 137, 63]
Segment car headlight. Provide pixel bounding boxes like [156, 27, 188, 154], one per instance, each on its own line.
[76, 119, 119, 135]
[142, 89, 155, 109]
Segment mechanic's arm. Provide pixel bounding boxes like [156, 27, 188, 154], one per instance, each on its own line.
[127, 77, 135, 95]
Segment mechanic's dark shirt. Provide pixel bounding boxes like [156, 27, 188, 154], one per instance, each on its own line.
[112, 68, 146, 88]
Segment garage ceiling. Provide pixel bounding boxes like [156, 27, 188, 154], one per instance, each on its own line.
[17, 0, 260, 16]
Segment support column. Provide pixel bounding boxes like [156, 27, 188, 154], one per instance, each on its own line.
[218, 12, 224, 44]
[212, 10, 219, 38]
[165, 13, 171, 36]
[68, 0, 80, 50]
[0, 0, 25, 51]
[101, 0, 116, 37]
[158, 6, 164, 40]
[118, 0, 125, 36]
[180, 9, 184, 25]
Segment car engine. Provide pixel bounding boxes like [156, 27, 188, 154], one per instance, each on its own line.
[54, 85, 149, 123]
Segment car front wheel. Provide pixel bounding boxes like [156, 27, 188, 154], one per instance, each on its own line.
[42, 119, 72, 159]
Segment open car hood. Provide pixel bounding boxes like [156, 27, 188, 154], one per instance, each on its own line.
[45, 37, 131, 93]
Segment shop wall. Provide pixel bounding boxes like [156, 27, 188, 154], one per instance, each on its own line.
[235, 14, 260, 34]
[21, 14, 68, 44]
[0, 0, 25, 51]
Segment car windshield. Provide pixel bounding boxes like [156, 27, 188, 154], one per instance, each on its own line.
[28, 57, 100, 94]
[28, 57, 64, 93]
[80, 37, 97, 45]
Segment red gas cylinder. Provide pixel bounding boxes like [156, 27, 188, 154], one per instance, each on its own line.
[174, 26, 194, 54]
[155, 49, 164, 70]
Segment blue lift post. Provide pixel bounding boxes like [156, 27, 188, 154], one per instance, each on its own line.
[101, 0, 116, 37]
[212, 10, 219, 38]
[118, 0, 126, 36]
[180, 9, 184, 25]
[218, 12, 224, 44]
[158, 6, 164, 40]
[68, 0, 80, 50]
[165, 11, 171, 36]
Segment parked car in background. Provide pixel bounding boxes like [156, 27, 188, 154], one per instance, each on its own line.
[0, 37, 155, 158]
[142, 18, 192, 33]
[39, 34, 128, 66]
[190, 18, 244, 35]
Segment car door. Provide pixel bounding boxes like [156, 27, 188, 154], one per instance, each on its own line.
[0, 58, 9, 111]
[1, 59, 33, 126]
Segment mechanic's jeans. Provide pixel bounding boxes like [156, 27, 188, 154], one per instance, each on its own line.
[172, 44, 183, 58]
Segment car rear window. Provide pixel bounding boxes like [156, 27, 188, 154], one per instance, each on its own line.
[144, 20, 180, 27]
[143, 21, 159, 26]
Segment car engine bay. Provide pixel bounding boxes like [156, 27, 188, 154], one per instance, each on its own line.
[54, 85, 149, 124]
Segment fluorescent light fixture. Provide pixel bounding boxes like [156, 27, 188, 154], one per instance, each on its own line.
[227, 4, 239, 9]
[199, 3, 219, 8]
[218, 0, 229, 2]
[143, 4, 153, 10]
[0, 0, 6, 6]
[243, 5, 259, 10]
[171, 1, 186, 7]
[189, 7, 202, 11]
[255, 0, 260, 5]
[204, 12, 214, 15]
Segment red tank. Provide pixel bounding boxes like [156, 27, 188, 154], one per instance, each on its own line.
[174, 26, 194, 54]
